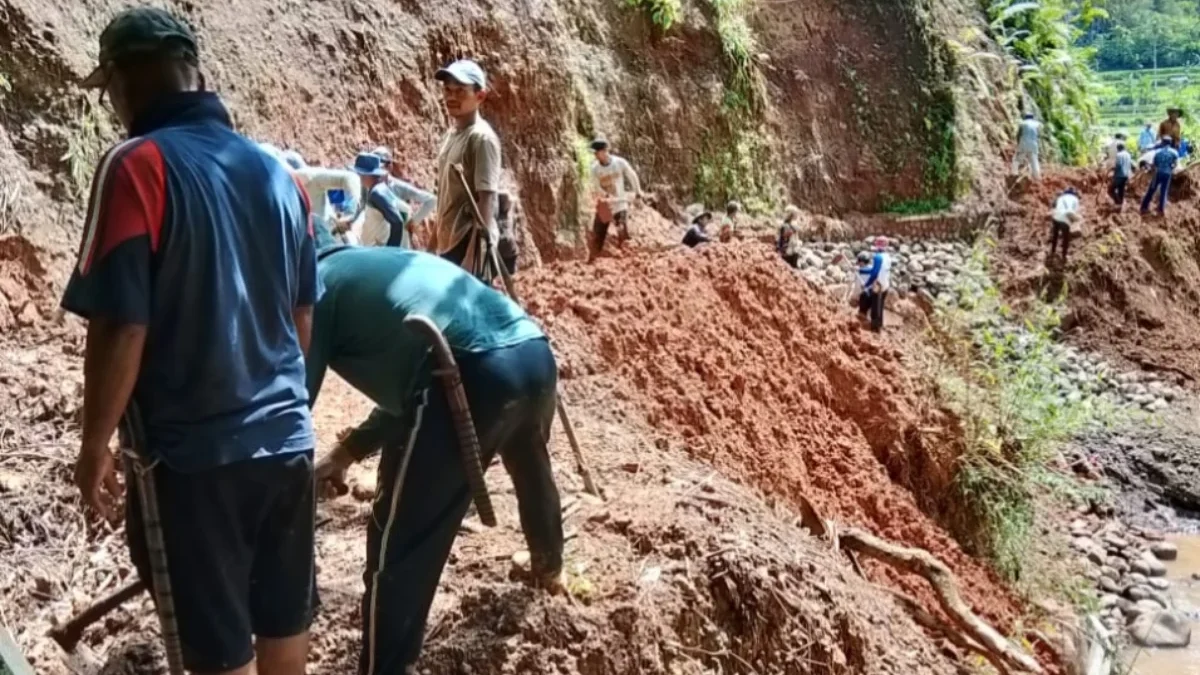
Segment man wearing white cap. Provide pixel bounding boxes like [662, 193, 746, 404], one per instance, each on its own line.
[433, 59, 503, 277]
[371, 145, 438, 229]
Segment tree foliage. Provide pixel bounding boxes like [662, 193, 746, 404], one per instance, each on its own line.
[987, 0, 1106, 164]
[1082, 0, 1200, 71]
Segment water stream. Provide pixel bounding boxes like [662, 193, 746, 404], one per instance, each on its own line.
[1127, 534, 1200, 674]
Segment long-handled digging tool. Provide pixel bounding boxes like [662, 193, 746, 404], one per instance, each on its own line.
[404, 314, 497, 527]
[451, 164, 601, 498]
[120, 402, 185, 675]
[48, 579, 146, 652]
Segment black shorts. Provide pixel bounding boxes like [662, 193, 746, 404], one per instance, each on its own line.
[592, 210, 629, 250]
[126, 452, 317, 673]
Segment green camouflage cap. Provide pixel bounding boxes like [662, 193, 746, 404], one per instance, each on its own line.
[81, 7, 199, 88]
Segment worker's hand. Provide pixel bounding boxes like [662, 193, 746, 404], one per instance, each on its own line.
[315, 445, 354, 499]
[75, 444, 122, 523]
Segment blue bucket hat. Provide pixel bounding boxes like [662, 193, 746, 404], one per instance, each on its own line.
[352, 152, 388, 177]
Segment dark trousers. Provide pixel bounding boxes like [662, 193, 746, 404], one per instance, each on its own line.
[359, 339, 563, 675]
[590, 210, 629, 259]
[1141, 172, 1172, 214]
[782, 253, 799, 268]
[126, 453, 316, 673]
[1109, 176, 1128, 205]
[857, 290, 887, 332]
[1049, 219, 1071, 258]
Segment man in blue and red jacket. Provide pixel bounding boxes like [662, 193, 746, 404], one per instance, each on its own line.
[61, 7, 319, 674]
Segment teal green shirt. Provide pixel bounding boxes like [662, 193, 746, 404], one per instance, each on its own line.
[307, 246, 544, 454]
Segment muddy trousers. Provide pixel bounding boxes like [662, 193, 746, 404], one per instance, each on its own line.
[1141, 172, 1172, 214]
[358, 339, 564, 675]
[1049, 219, 1071, 259]
[1012, 146, 1041, 180]
[1109, 176, 1128, 205]
[857, 290, 886, 332]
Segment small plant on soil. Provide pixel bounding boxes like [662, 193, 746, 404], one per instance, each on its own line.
[61, 100, 112, 201]
[929, 239, 1110, 580]
[621, 0, 681, 32]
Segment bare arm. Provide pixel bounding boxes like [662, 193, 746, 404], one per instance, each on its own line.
[477, 190, 498, 242]
[293, 306, 313, 355]
[81, 318, 147, 453]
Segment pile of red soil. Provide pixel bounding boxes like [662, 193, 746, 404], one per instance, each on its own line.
[0, 235, 54, 331]
[519, 243, 1023, 628]
[997, 168, 1200, 387]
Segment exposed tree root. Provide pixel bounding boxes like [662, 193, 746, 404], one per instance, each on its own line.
[838, 527, 1043, 674]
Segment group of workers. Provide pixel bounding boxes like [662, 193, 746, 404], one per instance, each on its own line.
[1012, 107, 1188, 262]
[63, 7, 563, 675]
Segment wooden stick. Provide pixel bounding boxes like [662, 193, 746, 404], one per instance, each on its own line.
[451, 164, 602, 498]
[48, 580, 146, 652]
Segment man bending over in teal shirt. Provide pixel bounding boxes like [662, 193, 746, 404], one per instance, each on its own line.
[307, 230, 564, 675]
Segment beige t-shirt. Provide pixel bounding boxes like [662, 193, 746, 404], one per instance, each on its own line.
[434, 118, 502, 254]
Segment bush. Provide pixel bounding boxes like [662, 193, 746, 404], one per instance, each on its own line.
[622, 0, 681, 32]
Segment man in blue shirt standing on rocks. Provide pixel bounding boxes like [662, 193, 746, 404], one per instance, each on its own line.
[1142, 137, 1180, 216]
[307, 232, 564, 675]
[62, 7, 319, 674]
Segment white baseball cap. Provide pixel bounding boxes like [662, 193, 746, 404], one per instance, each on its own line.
[435, 59, 487, 90]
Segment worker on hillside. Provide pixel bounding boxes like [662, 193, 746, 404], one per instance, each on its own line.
[682, 211, 713, 248]
[351, 152, 413, 247]
[719, 200, 741, 242]
[371, 146, 438, 228]
[1049, 187, 1081, 260]
[1139, 122, 1156, 152]
[855, 241, 891, 332]
[63, 8, 318, 674]
[1102, 132, 1126, 163]
[1012, 112, 1041, 181]
[496, 190, 519, 275]
[278, 149, 364, 236]
[1141, 138, 1180, 217]
[434, 59, 502, 277]
[305, 239, 564, 675]
[587, 136, 643, 262]
[777, 205, 802, 268]
[1110, 142, 1133, 212]
[1159, 108, 1183, 149]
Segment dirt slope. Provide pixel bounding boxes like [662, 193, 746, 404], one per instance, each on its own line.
[996, 168, 1200, 388]
[520, 243, 1023, 628]
[0, 0, 1010, 263]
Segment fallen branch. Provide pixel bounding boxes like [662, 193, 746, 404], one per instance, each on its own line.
[838, 527, 1043, 674]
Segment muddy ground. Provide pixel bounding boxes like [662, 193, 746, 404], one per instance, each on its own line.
[1, 236, 1049, 674]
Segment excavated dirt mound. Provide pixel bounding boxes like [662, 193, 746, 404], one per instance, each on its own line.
[519, 243, 1023, 630]
[996, 169, 1200, 388]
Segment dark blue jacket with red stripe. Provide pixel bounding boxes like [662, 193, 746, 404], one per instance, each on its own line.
[61, 92, 320, 472]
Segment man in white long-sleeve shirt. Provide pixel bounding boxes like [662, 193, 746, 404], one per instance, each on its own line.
[1012, 113, 1041, 181]
[588, 136, 642, 262]
[1049, 187, 1081, 260]
[371, 145, 437, 227]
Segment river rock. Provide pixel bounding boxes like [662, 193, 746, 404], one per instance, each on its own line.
[1126, 585, 1151, 601]
[1127, 572, 1149, 586]
[1151, 542, 1179, 561]
[1100, 565, 1120, 581]
[1100, 594, 1120, 610]
[1130, 610, 1192, 648]
[1133, 557, 1168, 578]
[1149, 577, 1171, 591]
[1124, 599, 1166, 622]
[1099, 576, 1121, 594]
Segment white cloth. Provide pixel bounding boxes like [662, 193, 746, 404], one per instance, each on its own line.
[1052, 194, 1081, 224]
[386, 176, 437, 225]
[292, 167, 361, 224]
[590, 155, 642, 214]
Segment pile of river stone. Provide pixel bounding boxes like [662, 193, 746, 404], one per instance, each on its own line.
[791, 235, 1188, 415]
[964, 319, 1188, 415]
[792, 237, 977, 300]
[1071, 514, 1193, 648]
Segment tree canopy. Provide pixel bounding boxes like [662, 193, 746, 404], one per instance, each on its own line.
[1082, 0, 1200, 71]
